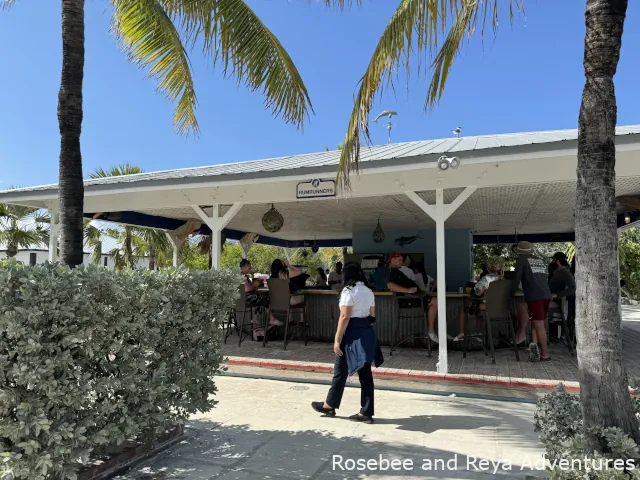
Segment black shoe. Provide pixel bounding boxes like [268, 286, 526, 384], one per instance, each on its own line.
[348, 413, 374, 424]
[540, 356, 552, 362]
[311, 402, 336, 416]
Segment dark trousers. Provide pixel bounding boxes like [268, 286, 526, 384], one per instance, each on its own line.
[325, 353, 374, 417]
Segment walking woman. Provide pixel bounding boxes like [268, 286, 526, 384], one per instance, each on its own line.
[311, 262, 384, 423]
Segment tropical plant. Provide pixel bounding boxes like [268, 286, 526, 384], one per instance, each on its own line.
[2, 0, 312, 267]
[90, 165, 171, 270]
[335, 0, 639, 450]
[0, 204, 49, 258]
[135, 228, 172, 270]
[83, 219, 103, 265]
[0, 263, 237, 479]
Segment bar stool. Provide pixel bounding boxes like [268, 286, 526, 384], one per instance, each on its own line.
[235, 286, 268, 346]
[468, 280, 520, 363]
[267, 278, 307, 350]
[389, 293, 432, 357]
[548, 297, 575, 356]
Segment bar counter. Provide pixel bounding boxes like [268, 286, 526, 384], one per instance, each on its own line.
[300, 289, 468, 348]
[293, 289, 525, 349]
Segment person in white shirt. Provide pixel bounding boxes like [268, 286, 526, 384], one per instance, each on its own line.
[311, 263, 383, 423]
[328, 262, 344, 291]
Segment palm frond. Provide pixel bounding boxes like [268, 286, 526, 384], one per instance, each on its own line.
[1, 0, 16, 11]
[111, 0, 199, 135]
[336, 0, 524, 189]
[166, 0, 313, 128]
[107, 248, 127, 270]
[90, 163, 144, 178]
[84, 221, 104, 264]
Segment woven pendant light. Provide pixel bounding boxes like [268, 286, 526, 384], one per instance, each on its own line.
[262, 204, 284, 233]
[372, 219, 385, 244]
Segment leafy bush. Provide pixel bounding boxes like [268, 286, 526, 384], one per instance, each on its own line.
[534, 385, 640, 479]
[0, 264, 238, 479]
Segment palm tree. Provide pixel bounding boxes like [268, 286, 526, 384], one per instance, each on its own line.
[91, 165, 175, 269]
[197, 231, 226, 269]
[83, 219, 103, 264]
[0, 204, 49, 258]
[133, 227, 171, 270]
[335, 0, 638, 449]
[2, 0, 313, 267]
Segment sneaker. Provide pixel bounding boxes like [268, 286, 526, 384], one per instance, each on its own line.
[269, 317, 284, 326]
[452, 334, 465, 342]
[528, 342, 540, 362]
[428, 332, 439, 344]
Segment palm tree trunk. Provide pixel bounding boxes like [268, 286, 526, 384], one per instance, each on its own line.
[575, 0, 640, 450]
[124, 227, 135, 268]
[58, 0, 85, 267]
[149, 244, 156, 271]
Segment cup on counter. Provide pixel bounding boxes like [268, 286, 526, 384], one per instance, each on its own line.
[458, 287, 464, 293]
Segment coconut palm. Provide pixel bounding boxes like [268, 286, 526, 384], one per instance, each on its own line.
[83, 219, 103, 265]
[197, 231, 226, 269]
[0, 204, 49, 258]
[2, 0, 313, 267]
[335, 0, 638, 448]
[132, 227, 171, 270]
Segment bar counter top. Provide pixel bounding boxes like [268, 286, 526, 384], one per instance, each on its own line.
[297, 289, 469, 298]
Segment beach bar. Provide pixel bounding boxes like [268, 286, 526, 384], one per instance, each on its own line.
[2, 126, 640, 373]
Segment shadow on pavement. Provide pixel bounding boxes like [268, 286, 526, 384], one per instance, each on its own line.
[115, 419, 546, 480]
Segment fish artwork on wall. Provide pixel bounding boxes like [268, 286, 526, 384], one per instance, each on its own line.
[394, 233, 422, 248]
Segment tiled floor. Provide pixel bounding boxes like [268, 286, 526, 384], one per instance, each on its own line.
[222, 313, 640, 387]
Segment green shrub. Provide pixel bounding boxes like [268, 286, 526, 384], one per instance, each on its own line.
[534, 385, 640, 479]
[0, 264, 238, 479]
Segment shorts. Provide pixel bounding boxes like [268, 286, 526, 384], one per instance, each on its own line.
[526, 299, 551, 321]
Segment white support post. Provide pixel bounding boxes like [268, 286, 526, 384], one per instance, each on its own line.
[165, 232, 185, 267]
[435, 189, 447, 373]
[405, 187, 477, 374]
[191, 203, 243, 270]
[48, 205, 59, 263]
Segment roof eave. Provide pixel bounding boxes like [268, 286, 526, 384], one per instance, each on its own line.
[2, 133, 640, 205]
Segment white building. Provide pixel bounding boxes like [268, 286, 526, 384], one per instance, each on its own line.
[0, 236, 149, 269]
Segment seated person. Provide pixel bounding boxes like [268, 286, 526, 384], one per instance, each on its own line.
[386, 252, 439, 344]
[270, 259, 304, 306]
[369, 259, 389, 291]
[400, 254, 417, 281]
[455, 256, 504, 341]
[314, 267, 328, 287]
[240, 259, 264, 306]
[328, 262, 344, 291]
[241, 259, 282, 326]
[548, 252, 576, 318]
[476, 263, 489, 282]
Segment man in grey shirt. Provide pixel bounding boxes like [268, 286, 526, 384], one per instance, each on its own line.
[511, 242, 552, 362]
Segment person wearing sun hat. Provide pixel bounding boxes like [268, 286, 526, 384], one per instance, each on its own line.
[510, 241, 553, 362]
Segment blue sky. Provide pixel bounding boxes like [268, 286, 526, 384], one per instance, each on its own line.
[1, 1, 639, 188]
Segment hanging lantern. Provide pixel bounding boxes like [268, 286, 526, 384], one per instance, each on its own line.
[262, 204, 284, 233]
[372, 219, 385, 244]
[301, 250, 309, 258]
[312, 245, 319, 254]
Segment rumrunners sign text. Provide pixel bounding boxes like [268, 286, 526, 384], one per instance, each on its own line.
[297, 179, 336, 199]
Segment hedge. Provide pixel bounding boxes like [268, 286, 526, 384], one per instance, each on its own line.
[534, 384, 640, 479]
[0, 263, 238, 479]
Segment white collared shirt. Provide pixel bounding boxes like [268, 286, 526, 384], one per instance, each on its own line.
[339, 282, 375, 318]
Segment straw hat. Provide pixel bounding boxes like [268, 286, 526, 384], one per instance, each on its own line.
[512, 241, 534, 255]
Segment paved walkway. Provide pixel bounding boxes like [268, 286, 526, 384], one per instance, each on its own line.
[117, 376, 546, 479]
[221, 307, 640, 390]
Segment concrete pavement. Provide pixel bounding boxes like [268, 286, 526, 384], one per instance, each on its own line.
[116, 376, 546, 479]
